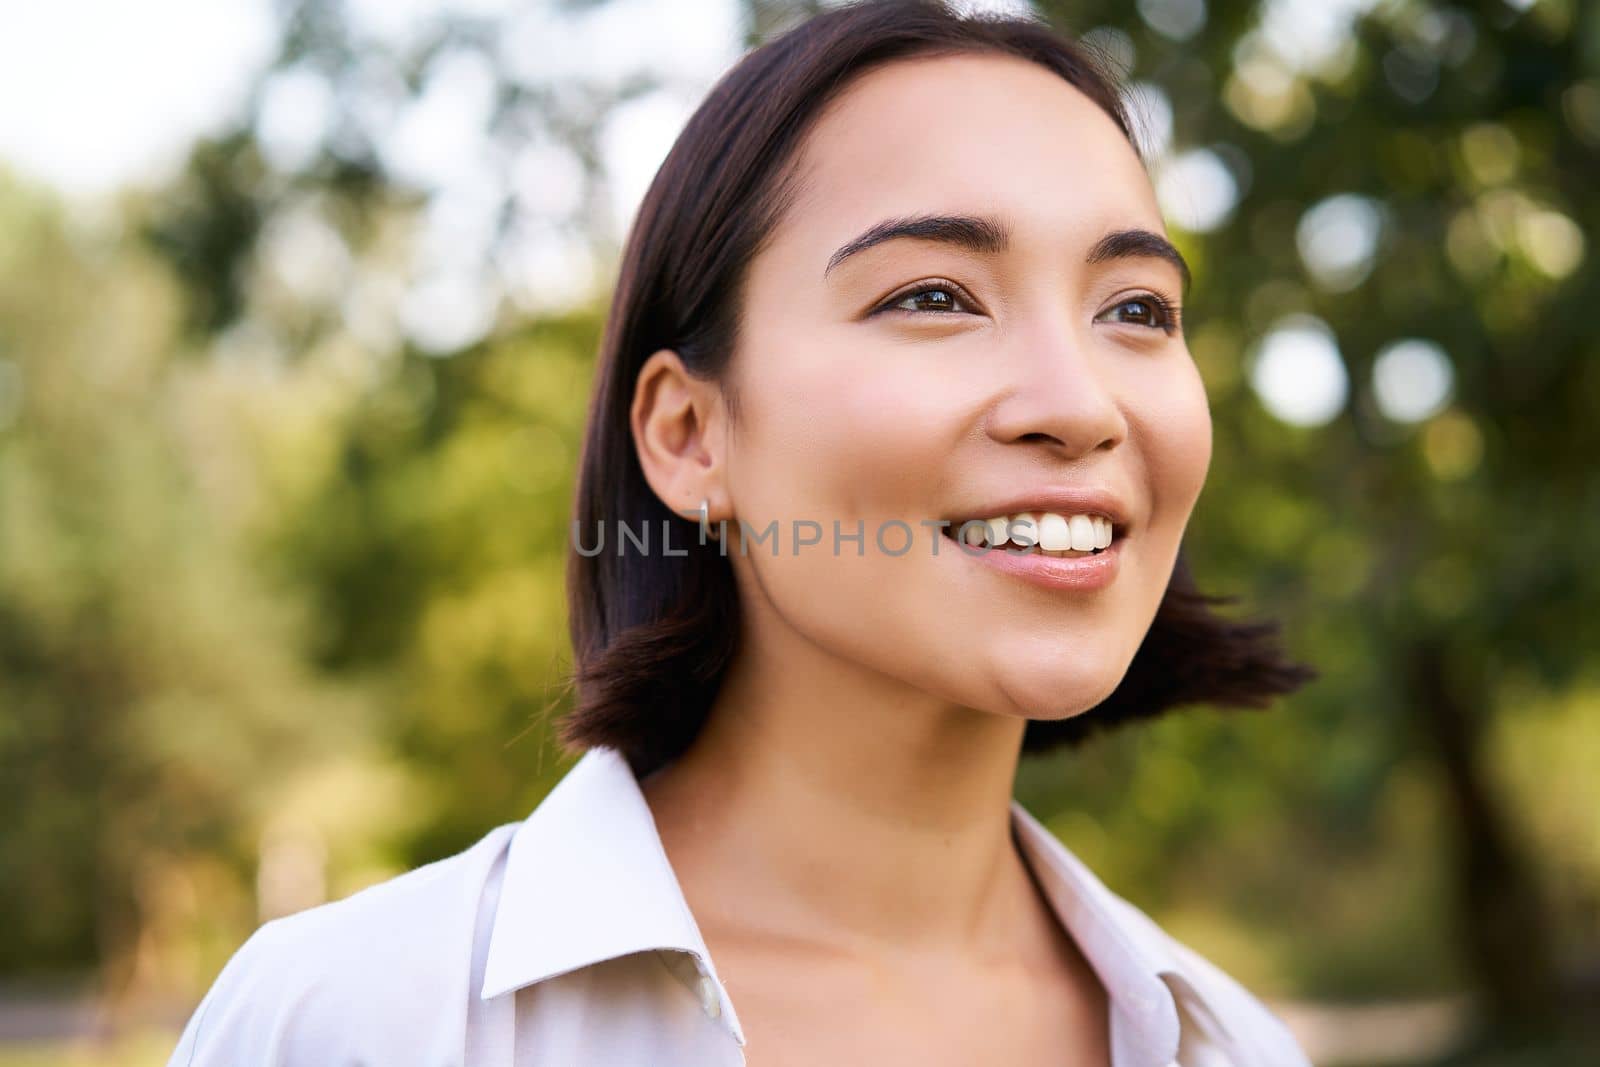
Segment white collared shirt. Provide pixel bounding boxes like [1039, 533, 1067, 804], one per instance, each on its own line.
[168, 745, 1312, 1066]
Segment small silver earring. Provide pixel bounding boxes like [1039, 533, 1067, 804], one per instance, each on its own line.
[699, 497, 716, 541]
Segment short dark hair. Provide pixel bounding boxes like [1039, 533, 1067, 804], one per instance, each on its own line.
[559, 0, 1317, 779]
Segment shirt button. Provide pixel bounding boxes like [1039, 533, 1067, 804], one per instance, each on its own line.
[698, 975, 722, 1019]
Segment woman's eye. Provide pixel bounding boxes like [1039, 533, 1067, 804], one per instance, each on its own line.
[875, 282, 976, 316]
[1097, 294, 1181, 334]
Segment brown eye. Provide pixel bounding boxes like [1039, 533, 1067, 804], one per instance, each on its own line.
[1096, 293, 1181, 334]
[874, 280, 978, 316]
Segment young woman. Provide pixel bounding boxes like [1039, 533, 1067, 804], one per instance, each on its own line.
[170, 2, 1318, 1064]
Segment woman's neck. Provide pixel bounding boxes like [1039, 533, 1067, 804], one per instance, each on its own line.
[638, 617, 1046, 967]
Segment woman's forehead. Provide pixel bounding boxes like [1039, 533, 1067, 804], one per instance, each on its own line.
[776, 52, 1163, 270]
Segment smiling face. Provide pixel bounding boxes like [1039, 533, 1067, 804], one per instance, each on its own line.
[709, 51, 1213, 723]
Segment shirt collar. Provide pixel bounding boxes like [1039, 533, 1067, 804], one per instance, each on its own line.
[480, 745, 749, 1044]
[1010, 801, 1198, 1067]
[482, 744, 1223, 1065]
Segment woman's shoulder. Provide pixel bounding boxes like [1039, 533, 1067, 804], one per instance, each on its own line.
[167, 820, 521, 1066]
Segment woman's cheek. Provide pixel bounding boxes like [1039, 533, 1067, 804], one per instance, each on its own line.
[1136, 355, 1213, 515]
[796, 352, 956, 519]
[1172, 357, 1215, 504]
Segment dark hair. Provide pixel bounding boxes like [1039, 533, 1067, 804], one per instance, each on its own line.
[559, 0, 1316, 779]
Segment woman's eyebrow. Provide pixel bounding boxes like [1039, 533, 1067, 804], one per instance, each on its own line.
[1086, 227, 1192, 293]
[823, 213, 1009, 277]
[822, 212, 1191, 293]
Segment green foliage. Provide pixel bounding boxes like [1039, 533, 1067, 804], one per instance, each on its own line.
[0, 173, 362, 978]
[259, 315, 601, 866]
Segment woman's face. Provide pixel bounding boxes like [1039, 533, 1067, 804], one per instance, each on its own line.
[718, 52, 1212, 723]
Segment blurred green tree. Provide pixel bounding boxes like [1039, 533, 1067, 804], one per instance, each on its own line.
[0, 174, 373, 992]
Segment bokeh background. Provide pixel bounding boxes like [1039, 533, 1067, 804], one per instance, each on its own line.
[1, 0, 1596, 1064]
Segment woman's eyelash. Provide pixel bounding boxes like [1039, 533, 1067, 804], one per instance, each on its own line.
[1102, 292, 1183, 335]
[872, 283, 1183, 336]
[872, 280, 977, 316]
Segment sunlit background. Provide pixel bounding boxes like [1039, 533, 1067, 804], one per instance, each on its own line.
[1, 0, 1596, 1064]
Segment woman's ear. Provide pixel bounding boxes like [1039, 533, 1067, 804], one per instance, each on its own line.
[631, 348, 729, 527]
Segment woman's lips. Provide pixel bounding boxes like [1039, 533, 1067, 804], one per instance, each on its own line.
[941, 527, 1124, 592]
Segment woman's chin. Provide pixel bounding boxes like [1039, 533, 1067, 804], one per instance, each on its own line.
[982, 667, 1124, 723]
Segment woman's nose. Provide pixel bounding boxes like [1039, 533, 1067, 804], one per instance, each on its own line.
[983, 320, 1129, 459]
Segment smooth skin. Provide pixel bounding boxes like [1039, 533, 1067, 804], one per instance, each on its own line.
[630, 51, 1212, 1067]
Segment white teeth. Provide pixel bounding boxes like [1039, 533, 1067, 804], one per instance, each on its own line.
[1037, 512, 1072, 551]
[1068, 514, 1097, 552]
[953, 511, 1118, 551]
[1008, 513, 1038, 547]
